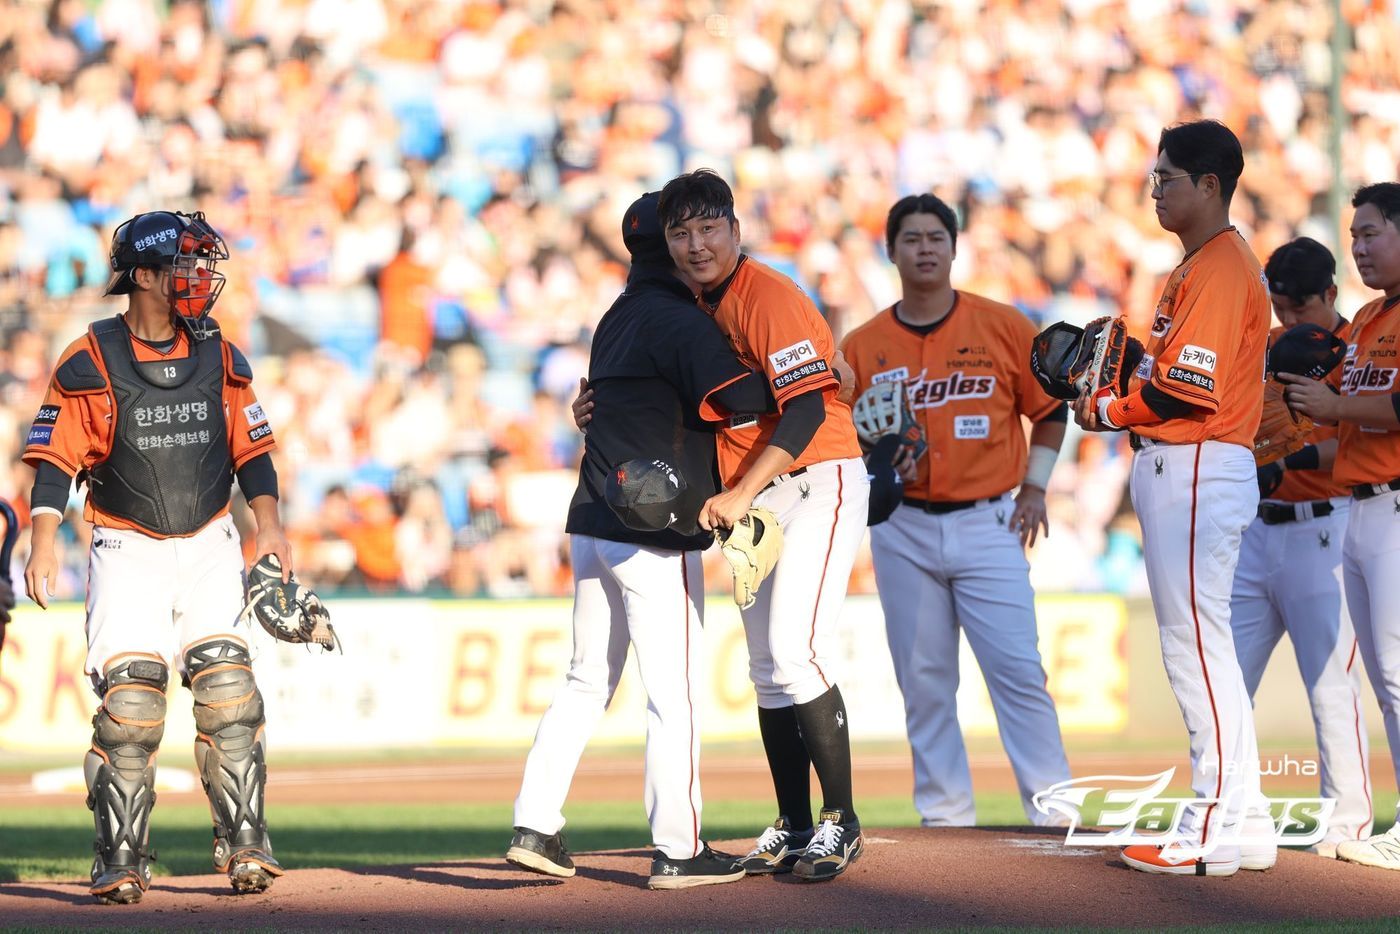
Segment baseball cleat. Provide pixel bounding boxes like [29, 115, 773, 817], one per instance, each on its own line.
[90, 870, 148, 905]
[1239, 814, 1277, 870]
[1336, 827, 1400, 870]
[506, 827, 576, 878]
[1119, 843, 1240, 877]
[1308, 839, 1342, 859]
[647, 843, 745, 890]
[738, 815, 814, 874]
[225, 849, 284, 893]
[793, 809, 862, 882]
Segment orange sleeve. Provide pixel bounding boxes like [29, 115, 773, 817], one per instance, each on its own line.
[734, 274, 840, 409]
[22, 336, 110, 476]
[223, 347, 277, 467]
[1146, 265, 1246, 412]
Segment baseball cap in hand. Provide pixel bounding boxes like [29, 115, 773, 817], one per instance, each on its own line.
[1269, 323, 1346, 380]
[864, 434, 905, 526]
[622, 192, 671, 267]
[606, 458, 687, 532]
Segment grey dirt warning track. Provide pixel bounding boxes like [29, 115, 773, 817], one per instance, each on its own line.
[1, 828, 1397, 931]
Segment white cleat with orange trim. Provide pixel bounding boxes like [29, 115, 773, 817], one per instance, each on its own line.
[1120, 843, 1241, 877]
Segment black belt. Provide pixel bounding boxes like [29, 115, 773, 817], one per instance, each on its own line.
[901, 493, 1005, 515]
[1257, 500, 1334, 525]
[1128, 433, 1162, 452]
[1353, 478, 1400, 500]
[762, 465, 808, 492]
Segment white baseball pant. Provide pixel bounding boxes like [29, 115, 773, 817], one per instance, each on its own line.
[1132, 439, 1268, 843]
[85, 513, 247, 693]
[1343, 489, 1400, 824]
[513, 536, 706, 859]
[1230, 500, 1373, 845]
[870, 495, 1070, 826]
[744, 457, 868, 708]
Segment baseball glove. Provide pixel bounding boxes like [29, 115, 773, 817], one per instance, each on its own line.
[851, 380, 927, 461]
[1030, 317, 1144, 401]
[715, 508, 783, 610]
[237, 555, 341, 653]
[1253, 380, 1313, 466]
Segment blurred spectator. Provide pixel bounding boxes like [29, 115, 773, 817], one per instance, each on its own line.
[1, 0, 1398, 598]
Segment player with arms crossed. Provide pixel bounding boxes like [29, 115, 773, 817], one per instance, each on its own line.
[509, 193, 778, 889]
[1074, 120, 1274, 876]
[23, 211, 291, 903]
[1233, 237, 1371, 857]
[1283, 183, 1400, 870]
[658, 169, 870, 881]
[839, 193, 1073, 828]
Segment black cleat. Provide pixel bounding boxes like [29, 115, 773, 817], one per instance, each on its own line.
[738, 815, 814, 875]
[648, 843, 745, 890]
[506, 827, 576, 878]
[793, 808, 862, 882]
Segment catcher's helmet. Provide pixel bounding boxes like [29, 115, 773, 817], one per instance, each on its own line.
[864, 434, 905, 526]
[105, 211, 229, 339]
[1269, 323, 1346, 380]
[605, 458, 688, 532]
[1029, 321, 1088, 401]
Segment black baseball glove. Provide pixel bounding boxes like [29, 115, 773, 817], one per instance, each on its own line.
[237, 555, 341, 653]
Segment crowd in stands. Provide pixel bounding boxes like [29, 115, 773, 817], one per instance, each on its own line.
[0, 0, 1396, 599]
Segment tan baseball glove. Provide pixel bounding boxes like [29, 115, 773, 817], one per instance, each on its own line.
[237, 555, 341, 653]
[715, 508, 783, 610]
[1253, 380, 1314, 466]
[851, 380, 927, 460]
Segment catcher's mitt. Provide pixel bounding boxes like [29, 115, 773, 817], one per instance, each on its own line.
[237, 554, 341, 653]
[1030, 317, 1144, 401]
[852, 380, 927, 461]
[715, 507, 783, 610]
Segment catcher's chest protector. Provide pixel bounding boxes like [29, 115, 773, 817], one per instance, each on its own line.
[88, 317, 234, 536]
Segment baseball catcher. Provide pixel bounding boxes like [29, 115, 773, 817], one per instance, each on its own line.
[1030, 317, 1145, 405]
[238, 555, 340, 652]
[715, 508, 783, 609]
[852, 379, 927, 460]
[1253, 322, 1347, 465]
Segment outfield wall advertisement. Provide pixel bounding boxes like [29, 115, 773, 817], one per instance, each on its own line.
[0, 594, 1131, 755]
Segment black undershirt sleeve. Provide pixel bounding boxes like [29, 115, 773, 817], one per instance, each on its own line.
[1392, 392, 1400, 425]
[768, 390, 825, 458]
[1142, 382, 1205, 420]
[236, 453, 279, 501]
[30, 460, 74, 514]
[709, 370, 778, 416]
[1037, 402, 1069, 424]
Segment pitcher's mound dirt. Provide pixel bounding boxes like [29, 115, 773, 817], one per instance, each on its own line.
[2, 827, 1396, 930]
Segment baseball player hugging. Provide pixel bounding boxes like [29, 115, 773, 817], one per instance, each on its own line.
[1233, 237, 1371, 857]
[1070, 120, 1273, 877]
[659, 169, 870, 882]
[840, 193, 1073, 829]
[1282, 183, 1400, 870]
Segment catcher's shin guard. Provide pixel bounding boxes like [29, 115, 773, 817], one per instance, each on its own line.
[86, 654, 169, 904]
[185, 637, 284, 892]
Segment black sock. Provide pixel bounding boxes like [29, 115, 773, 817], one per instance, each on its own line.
[756, 704, 812, 831]
[793, 685, 856, 822]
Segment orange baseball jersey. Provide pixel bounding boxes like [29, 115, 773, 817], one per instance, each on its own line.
[699, 255, 860, 487]
[1269, 321, 1350, 503]
[1126, 228, 1270, 447]
[22, 324, 276, 536]
[840, 293, 1061, 501]
[1333, 296, 1400, 488]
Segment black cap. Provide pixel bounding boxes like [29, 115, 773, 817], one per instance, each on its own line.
[1265, 237, 1335, 304]
[864, 434, 905, 526]
[1269, 322, 1347, 380]
[622, 192, 672, 267]
[605, 458, 687, 532]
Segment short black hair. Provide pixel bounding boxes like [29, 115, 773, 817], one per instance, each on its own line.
[657, 169, 736, 231]
[885, 194, 958, 256]
[1352, 182, 1400, 230]
[1157, 120, 1244, 207]
[1264, 237, 1335, 303]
